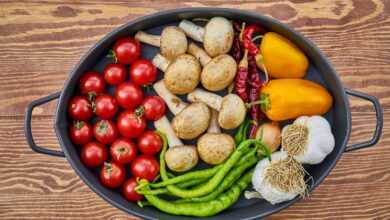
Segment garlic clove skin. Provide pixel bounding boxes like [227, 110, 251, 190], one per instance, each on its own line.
[252, 151, 299, 205]
[282, 115, 335, 165]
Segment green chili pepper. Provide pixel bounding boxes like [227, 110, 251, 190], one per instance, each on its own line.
[167, 172, 175, 178]
[234, 118, 250, 144]
[151, 147, 254, 190]
[138, 178, 207, 195]
[177, 155, 258, 203]
[237, 148, 257, 166]
[149, 147, 257, 195]
[156, 131, 170, 181]
[150, 164, 222, 188]
[144, 169, 254, 217]
[165, 139, 261, 198]
[185, 148, 258, 191]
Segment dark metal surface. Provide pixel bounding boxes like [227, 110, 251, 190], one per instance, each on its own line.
[24, 8, 383, 220]
[345, 89, 383, 152]
[24, 91, 65, 157]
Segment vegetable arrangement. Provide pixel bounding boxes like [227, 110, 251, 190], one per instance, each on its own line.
[67, 16, 336, 217]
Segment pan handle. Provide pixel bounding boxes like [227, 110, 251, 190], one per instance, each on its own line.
[24, 92, 65, 157]
[345, 89, 383, 152]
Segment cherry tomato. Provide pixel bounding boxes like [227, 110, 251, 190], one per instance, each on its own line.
[129, 59, 157, 86]
[103, 63, 127, 85]
[100, 162, 126, 188]
[141, 96, 166, 121]
[122, 178, 143, 202]
[112, 38, 141, 64]
[95, 94, 118, 119]
[110, 138, 137, 164]
[117, 109, 146, 138]
[115, 82, 143, 109]
[79, 72, 105, 95]
[137, 131, 162, 156]
[81, 141, 107, 167]
[93, 120, 118, 144]
[69, 121, 93, 145]
[130, 155, 159, 182]
[68, 96, 93, 121]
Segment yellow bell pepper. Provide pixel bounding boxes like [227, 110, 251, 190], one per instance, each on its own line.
[259, 79, 333, 121]
[260, 32, 309, 79]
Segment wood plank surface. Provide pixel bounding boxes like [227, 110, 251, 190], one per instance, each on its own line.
[0, 0, 389, 219]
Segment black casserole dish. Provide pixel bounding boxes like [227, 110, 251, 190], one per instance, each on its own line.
[24, 8, 383, 220]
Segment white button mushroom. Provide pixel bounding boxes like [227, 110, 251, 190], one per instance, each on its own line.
[188, 43, 237, 91]
[153, 81, 210, 140]
[152, 53, 201, 95]
[152, 79, 188, 115]
[179, 17, 234, 57]
[154, 116, 183, 148]
[154, 116, 198, 172]
[281, 115, 335, 165]
[187, 88, 246, 130]
[135, 26, 188, 60]
[197, 110, 236, 165]
[171, 102, 210, 140]
[251, 151, 307, 205]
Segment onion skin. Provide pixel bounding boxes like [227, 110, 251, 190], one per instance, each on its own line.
[255, 122, 281, 153]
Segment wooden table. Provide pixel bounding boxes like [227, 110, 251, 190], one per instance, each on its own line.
[0, 0, 389, 219]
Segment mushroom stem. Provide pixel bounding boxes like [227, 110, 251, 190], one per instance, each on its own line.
[187, 88, 222, 110]
[187, 43, 211, 66]
[152, 53, 170, 72]
[154, 116, 183, 147]
[179, 20, 205, 42]
[135, 31, 161, 47]
[153, 80, 188, 115]
[207, 109, 221, 133]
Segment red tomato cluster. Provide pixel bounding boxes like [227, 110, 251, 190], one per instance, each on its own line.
[67, 37, 165, 202]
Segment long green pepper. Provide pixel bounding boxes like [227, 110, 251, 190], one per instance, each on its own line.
[149, 165, 221, 188]
[234, 118, 250, 144]
[150, 127, 255, 189]
[165, 139, 261, 198]
[141, 151, 259, 196]
[141, 148, 258, 196]
[178, 155, 258, 202]
[144, 169, 254, 217]
[138, 178, 207, 195]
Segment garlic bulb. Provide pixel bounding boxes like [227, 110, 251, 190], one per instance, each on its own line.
[252, 151, 306, 205]
[281, 115, 335, 164]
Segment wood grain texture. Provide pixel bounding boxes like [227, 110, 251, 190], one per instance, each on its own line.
[0, 0, 389, 219]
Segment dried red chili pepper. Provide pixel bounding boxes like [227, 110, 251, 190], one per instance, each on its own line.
[234, 50, 249, 102]
[242, 24, 266, 56]
[231, 34, 242, 62]
[248, 55, 266, 138]
[230, 21, 244, 62]
[233, 21, 243, 32]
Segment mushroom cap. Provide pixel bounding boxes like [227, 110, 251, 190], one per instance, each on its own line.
[160, 26, 188, 60]
[165, 145, 199, 172]
[172, 102, 211, 140]
[201, 54, 237, 91]
[197, 133, 235, 165]
[164, 54, 201, 95]
[218, 94, 246, 129]
[204, 17, 234, 57]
